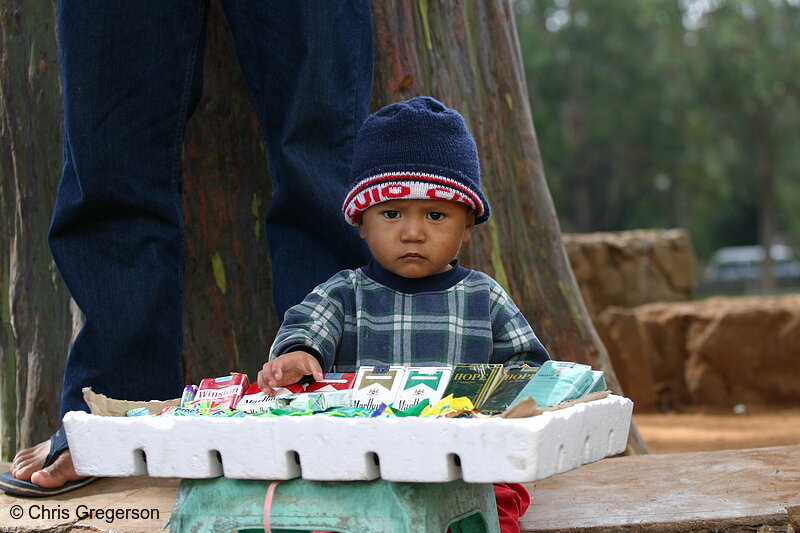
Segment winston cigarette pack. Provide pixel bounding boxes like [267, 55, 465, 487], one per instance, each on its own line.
[195, 373, 250, 409]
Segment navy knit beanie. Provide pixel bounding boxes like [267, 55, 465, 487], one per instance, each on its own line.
[342, 96, 489, 226]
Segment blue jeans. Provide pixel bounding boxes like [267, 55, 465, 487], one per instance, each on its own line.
[50, 0, 373, 416]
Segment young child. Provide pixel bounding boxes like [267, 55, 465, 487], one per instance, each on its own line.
[258, 96, 550, 533]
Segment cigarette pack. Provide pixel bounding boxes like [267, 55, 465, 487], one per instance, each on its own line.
[393, 366, 453, 410]
[441, 363, 504, 407]
[586, 370, 607, 394]
[304, 372, 357, 393]
[195, 373, 250, 409]
[237, 382, 305, 413]
[510, 360, 593, 408]
[351, 365, 406, 410]
[479, 365, 541, 413]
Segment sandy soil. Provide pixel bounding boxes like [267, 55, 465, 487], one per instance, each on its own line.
[633, 407, 800, 454]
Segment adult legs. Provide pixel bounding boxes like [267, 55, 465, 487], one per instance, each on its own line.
[221, 0, 373, 318]
[51, 0, 210, 416]
[9, 0, 373, 491]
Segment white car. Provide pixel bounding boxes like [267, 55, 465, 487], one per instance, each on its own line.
[704, 244, 800, 282]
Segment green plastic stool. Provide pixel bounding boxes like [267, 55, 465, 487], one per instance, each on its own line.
[169, 476, 500, 533]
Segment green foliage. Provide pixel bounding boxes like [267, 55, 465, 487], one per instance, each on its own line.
[514, 0, 800, 263]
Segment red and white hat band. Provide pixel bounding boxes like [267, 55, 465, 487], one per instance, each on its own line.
[342, 172, 485, 226]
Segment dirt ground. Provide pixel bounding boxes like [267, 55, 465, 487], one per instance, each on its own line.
[633, 406, 800, 454]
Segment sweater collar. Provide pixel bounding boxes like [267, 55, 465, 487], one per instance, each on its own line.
[362, 258, 470, 294]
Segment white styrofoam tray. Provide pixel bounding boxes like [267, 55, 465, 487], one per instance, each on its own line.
[63, 394, 632, 483]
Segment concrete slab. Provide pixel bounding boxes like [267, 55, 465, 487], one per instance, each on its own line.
[1, 445, 797, 532]
[521, 445, 800, 532]
[0, 470, 178, 532]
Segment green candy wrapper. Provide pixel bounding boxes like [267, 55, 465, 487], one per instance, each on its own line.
[392, 399, 430, 417]
[324, 406, 372, 417]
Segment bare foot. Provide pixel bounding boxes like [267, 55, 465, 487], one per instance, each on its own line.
[9, 439, 84, 488]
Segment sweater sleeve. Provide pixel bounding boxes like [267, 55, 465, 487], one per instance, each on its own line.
[268, 272, 352, 371]
[487, 280, 550, 366]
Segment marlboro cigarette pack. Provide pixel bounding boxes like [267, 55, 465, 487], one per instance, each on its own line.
[237, 382, 305, 413]
[394, 366, 453, 410]
[351, 365, 406, 410]
[304, 372, 357, 393]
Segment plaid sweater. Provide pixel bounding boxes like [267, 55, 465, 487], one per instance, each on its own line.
[269, 260, 550, 371]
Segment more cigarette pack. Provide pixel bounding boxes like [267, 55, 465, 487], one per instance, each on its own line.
[394, 366, 453, 410]
[237, 382, 305, 413]
[195, 373, 250, 409]
[351, 365, 406, 409]
[305, 372, 357, 393]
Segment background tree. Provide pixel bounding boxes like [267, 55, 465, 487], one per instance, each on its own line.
[685, 0, 800, 289]
[515, 0, 800, 285]
[1, 0, 648, 459]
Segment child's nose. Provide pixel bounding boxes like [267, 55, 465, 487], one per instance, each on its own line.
[400, 219, 425, 242]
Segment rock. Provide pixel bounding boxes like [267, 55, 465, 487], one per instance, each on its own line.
[563, 229, 696, 315]
[594, 294, 800, 411]
[685, 296, 800, 407]
[591, 308, 659, 411]
[521, 445, 800, 532]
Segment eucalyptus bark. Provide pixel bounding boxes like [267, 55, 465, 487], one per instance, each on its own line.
[0, 1, 72, 459]
[179, 0, 277, 387]
[371, 1, 647, 453]
[754, 114, 776, 292]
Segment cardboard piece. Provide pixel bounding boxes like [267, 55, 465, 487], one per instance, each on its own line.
[501, 389, 611, 418]
[82, 387, 180, 417]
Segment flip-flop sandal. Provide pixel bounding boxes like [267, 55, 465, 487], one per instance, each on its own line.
[0, 426, 98, 497]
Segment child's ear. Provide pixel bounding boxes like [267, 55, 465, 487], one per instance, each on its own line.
[356, 215, 366, 238]
[461, 210, 476, 243]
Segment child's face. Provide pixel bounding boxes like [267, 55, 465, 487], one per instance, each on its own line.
[358, 199, 475, 278]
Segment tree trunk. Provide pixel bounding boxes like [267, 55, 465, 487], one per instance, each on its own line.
[180, 0, 278, 387]
[754, 114, 776, 293]
[371, 1, 647, 453]
[0, 1, 73, 458]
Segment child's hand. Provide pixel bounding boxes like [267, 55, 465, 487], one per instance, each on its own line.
[257, 351, 323, 396]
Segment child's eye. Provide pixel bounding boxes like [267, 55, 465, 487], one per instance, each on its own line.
[427, 212, 445, 221]
[382, 210, 401, 219]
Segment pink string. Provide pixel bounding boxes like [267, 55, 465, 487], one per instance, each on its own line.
[262, 480, 281, 532]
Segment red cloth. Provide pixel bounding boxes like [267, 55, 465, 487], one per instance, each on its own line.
[493, 482, 531, 533]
